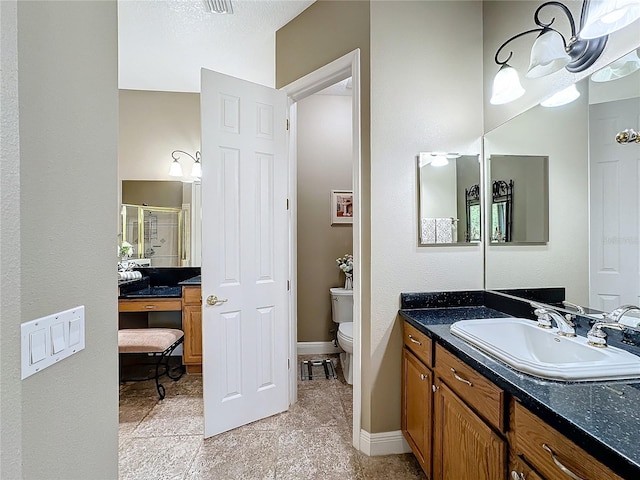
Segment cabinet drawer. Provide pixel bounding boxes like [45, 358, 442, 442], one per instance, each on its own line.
[403, 322, 432, 368]
[183, 287, 202, 305]
[513, 402, 623, 480]
[435, 344, 505, 432]
[118, 299, 182, 312]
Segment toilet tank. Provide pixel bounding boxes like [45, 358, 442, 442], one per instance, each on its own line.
[330, 288, 353, 323]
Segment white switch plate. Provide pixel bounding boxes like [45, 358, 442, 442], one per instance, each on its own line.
[21, 306, 85, 380]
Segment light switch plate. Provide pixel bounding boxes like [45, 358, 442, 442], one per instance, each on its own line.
[21, 306, 85, 380]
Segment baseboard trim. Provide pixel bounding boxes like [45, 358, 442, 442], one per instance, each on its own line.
[296, 341, 341, 355]
[359, 429, 411, 456]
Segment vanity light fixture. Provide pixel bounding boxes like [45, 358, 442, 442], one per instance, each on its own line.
[418, 152, 460, 168]
[540, 83, 581, 107]
[591, 49, 640, 81]
[169, 150, 202, 180]
[490, 0, 640, 105]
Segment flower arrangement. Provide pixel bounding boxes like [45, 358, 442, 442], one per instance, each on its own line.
[119, 241, 134, 259]
[336, 253, 353, 274]
[118, 241, 134, 272]
[336, 254, 353, 289]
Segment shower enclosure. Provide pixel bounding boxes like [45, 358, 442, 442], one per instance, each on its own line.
[120, 204, 188, 267]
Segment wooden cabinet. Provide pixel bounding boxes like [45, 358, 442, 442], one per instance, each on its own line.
[401, 320, 629, 480]
[433, 380, 507, 480]
[402, 322, 434, 477]
[182, 286, 202, 374]
[118, 298, 181, 312]
[402, 348, 433, 475]
[512, 401, 623, 480]
[435, 345, 505, 433]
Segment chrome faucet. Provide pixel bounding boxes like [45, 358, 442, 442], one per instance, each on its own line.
[531, 303, 576, 337]
[587, 322, 626, 348]
[562, 300, 585, 315]
[587, 305, 640, 347]
[603, 305, 640, 326]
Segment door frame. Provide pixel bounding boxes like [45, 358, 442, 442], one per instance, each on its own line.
[281, 49, 362, 450]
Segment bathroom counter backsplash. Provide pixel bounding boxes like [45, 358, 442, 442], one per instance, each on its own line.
[399, 290, 640, 479]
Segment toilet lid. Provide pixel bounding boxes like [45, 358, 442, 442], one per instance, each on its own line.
[338, 322, 353, 339]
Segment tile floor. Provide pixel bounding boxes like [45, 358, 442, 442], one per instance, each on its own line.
[119, 354, 426, 479]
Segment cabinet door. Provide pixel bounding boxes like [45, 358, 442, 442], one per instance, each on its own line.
[402, 348, 432, 476]
[433, 380, 506, 480]
[183, 304, 202, 365]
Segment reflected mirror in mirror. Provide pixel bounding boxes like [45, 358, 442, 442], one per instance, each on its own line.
[417, 153, 480, 245]
[488, 155, 548, 243]
[120, 180, 201, 267]
[485, 47, 640, 312]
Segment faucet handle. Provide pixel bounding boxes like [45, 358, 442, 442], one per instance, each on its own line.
[587, 322, 625, 348]
[533, 308, 553, 329]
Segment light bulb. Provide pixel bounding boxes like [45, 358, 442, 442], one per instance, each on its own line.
[540, 84, 580, 107]
[490, 64, 525, 105]
[169, 159, 183, 177]
[581, 0, 640, 39]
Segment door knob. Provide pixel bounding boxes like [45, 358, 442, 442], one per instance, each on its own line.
[206, 295, 228, 306]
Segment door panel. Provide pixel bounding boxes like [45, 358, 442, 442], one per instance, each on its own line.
[201, 68, 289, 437]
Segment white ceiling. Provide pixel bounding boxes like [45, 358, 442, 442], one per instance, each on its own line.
[118, 0, 314, 93]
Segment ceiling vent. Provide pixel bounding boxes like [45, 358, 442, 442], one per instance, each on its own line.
[204, 0, 233, 14]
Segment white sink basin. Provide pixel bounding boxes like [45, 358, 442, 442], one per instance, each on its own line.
[450, 318, 640, 382]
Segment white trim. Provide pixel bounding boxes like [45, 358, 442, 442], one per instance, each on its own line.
[297, 341, 342, 355]
[282, 49, 362, 451]
[359, 430, 412, 456]
[287, 101, 298, 407]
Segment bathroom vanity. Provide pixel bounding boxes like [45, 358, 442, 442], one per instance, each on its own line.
[118, 268, 202, 374]
[400, 290, 640, 480]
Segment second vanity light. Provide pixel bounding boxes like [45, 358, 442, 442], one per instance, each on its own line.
[490, 0, 640, 105]
[169, 150, 202, 180]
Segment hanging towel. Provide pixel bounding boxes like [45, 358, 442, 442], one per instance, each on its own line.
[435, 217, 456, 243]
[421, 218, 436, 244]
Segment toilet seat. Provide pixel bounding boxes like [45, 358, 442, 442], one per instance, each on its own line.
[337, 322, 353, 353]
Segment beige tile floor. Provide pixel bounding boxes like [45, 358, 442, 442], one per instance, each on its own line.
[119, 354, 426, 479]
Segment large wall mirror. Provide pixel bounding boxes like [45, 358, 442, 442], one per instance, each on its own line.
[485, 47, 640, 312]
[418, 153, 481, 245]
[120, 180, 202, 267]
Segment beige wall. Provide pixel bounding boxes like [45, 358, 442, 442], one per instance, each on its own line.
[369, 0, 484, 434]
[119, 90, 200, 181]
[1, 1, 119, 478]
[297, 94, 353, 342]
[278, 0, 484, 435]
[276, 0, 373, 430]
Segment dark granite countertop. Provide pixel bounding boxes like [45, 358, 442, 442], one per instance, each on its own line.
[117, 278, 144, 288]
[400, 299, 640, 479]
[178, 275, 201, 285]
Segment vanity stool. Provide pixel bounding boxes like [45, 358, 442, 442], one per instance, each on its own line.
[118, 328, 185, 400]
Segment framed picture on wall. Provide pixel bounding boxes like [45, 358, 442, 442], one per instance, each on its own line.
[331, 190, 353, 225]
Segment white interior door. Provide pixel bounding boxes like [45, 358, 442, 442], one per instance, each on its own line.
[200, 68, 289, 438]
[589, 97, 640, 310]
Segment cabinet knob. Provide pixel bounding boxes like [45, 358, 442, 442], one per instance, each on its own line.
[420, 374, 427, 380]
[408, 334, 422, 346]
[510, 472, 526, 480]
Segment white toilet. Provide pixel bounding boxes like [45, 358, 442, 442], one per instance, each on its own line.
[330, 287, 354, 385]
